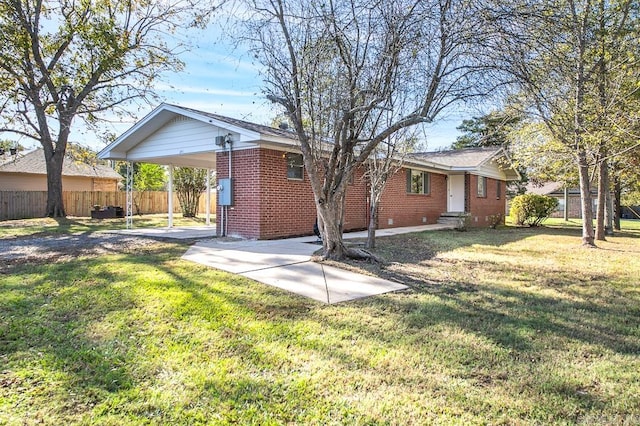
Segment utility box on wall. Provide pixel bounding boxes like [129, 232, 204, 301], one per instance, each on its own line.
[217, 178, 233, 206]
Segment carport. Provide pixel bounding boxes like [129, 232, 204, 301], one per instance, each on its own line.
[98, 103, 265, 232]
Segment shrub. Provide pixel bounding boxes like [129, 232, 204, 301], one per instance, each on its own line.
[489, 213, 503, 229]
[455, 213, 471, 231]
[509, 194, 558, 227]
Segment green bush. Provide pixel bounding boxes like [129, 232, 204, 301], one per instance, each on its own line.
[509, 194, 559, 226]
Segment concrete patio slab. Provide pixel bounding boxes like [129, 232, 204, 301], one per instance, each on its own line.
[182, 235, 410, 304]
[109, 226, 217, 240]
[182, 241, 316, 274]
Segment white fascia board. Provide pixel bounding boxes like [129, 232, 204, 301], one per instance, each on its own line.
[100, 150, 128, 161]
[98, 104, 174, 159]
[259, 135, 299, 147]
[403, 158, 453, 174]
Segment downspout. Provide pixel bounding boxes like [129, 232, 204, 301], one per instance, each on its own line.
[226, 136, 233, 237]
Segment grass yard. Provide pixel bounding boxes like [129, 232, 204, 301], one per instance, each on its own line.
[1, 220, 639, 424]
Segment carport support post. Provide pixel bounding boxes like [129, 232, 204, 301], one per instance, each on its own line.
[205, 168, 211, 226]
[126, 161, 133, 229]
[168, 165, 174, 228]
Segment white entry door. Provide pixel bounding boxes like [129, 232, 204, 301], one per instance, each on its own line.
[448, 174, 465, 212]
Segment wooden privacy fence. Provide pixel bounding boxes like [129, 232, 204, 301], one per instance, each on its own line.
[0, 191, 217, 220]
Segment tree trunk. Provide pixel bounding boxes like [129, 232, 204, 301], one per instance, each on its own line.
[604, 165, 614, 236]
[595, 159, 607, 241]
[366, 201, 378, 250]
[613, 172, 621, 231]
[44, 147, 66, 217]
[577, 150, 595, 246]
[319, 199, 348, 260]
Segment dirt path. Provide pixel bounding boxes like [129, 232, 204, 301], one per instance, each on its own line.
[0, 232, 163, 273]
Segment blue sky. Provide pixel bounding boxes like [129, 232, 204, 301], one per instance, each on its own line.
[69, 25, 468, 152]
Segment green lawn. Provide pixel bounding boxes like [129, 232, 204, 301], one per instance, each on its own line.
[1, 220, 639, 424]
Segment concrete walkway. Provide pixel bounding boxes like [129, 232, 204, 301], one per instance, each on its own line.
[182, 224, 454, 304]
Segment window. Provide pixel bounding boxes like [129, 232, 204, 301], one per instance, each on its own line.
[286, 153, 303, 179]
[496, 180, 502, 200]
[477, 176, 487, 197]
[406, 169, 430, 194]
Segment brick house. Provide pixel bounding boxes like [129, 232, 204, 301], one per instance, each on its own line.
[523, 182, 598, 219]
[98, 104, 520, 239]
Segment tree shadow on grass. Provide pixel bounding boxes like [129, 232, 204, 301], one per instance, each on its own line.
[2, 232, 636, 423]
[0, 259, 140, 407]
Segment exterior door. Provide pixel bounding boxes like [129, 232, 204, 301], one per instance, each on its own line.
[448, 174, 465, 212]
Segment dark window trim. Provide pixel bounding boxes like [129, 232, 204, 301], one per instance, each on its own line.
[406, 169, 431, 195]
[286, 153, 304, 180]
[477, 176, 487, 198]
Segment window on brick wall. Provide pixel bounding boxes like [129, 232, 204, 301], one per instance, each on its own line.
[477, 176, 487, 197]
[496, 180, 502, 199]
[286, 153, 304, 180]
[406, 169, 430, 194]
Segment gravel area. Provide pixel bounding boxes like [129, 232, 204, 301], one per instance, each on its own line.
[0, 232, 163, 273]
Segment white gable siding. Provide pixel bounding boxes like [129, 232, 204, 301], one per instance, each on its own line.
[476, 159, 508, 180]
[126, 117, 256, 161]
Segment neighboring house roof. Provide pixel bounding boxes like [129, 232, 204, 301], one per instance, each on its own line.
[525, 182, 564, 195]
[0, 148, 122, 180]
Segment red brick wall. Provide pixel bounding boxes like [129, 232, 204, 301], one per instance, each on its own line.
[467, 174, 507, 226]
[259, 149, 314, 239]
[344, 167, 368, 232]
[217, 147, 367, 239]
[377, 168, 448, 228]
[216, 149, 262, 239]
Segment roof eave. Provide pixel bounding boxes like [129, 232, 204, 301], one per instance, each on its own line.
[98, 103, 264, 161]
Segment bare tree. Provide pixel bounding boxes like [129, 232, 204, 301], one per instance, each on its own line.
[0, 0, 216, 217]
[364, 127, 417, 250]
[487, 0, 639, 246]
[238, 0, 497, 260]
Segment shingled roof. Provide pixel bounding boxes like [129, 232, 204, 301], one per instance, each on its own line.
[0, 148, 122, 180]
[409, 147, 504, 169]
[175, 104, 298, 142]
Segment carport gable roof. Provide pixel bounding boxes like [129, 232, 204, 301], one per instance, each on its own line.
[98, 103, 299, 165]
